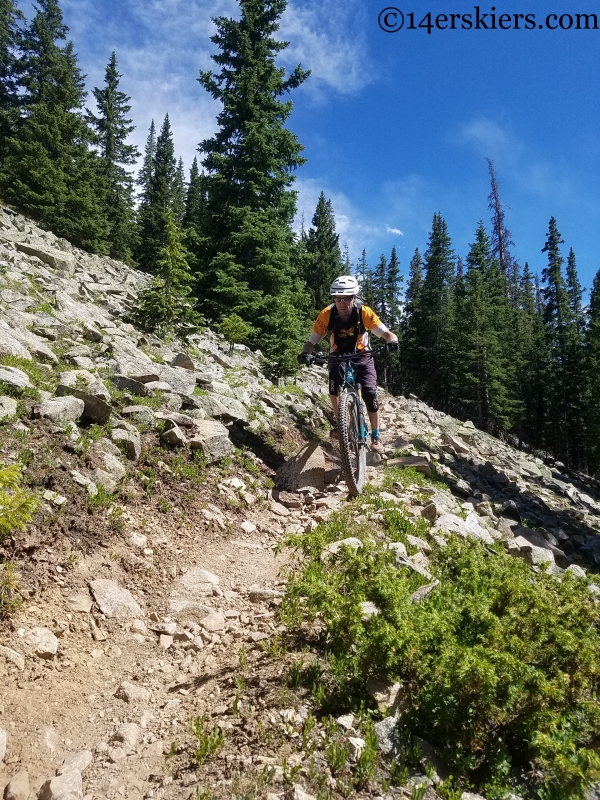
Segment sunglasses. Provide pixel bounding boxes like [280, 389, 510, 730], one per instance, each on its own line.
[333, 296, 354, 303]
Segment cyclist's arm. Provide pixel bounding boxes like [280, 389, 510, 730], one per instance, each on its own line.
[301, 308, 330, 354]
[362, 306, 398, 344]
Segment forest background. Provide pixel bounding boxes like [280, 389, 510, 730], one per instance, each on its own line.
[1, 0, 600, 475]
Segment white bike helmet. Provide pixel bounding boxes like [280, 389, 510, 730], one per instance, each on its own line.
[330, 275, 359, 297]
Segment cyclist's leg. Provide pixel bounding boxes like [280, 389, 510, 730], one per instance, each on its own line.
[356, 358, 382, 447]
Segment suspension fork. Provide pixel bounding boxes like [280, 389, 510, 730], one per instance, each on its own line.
[355, 382, 369, 444]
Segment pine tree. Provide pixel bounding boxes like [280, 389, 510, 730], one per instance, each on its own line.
[450, 222, 515, 430]
[372, 254, 387, 319]
[196, 0, 309, 337]
[412, 213, 456, 405]
[585, 269, 600, 475]
[183, 156, 205, 230]
[137, 119, 156, 198]
[129, 211, 201, 340]
[355, 250, 375, 308]
[487, 158, 519, 303]
[0, 0, 108, 251]
[541, 217, 571, 462]
[342, 243, 351, 273]
[0, 0, 23, 154]
[400, 248, 423, 395]
[564, 248, 586, 467]
[87, 51, 139, 262]
[136, 114, 177, 271]
[172, 157, 186, 226]
[385, 245, 402, 330]
[303, 192, 342, 311]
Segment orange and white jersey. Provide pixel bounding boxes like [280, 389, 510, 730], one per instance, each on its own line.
[309, 303, 389, 353]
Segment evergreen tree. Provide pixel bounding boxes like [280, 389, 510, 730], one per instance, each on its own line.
[87, 51, 139, 262]
[0, 0, 108, 251]
[585, 269, 600, 475]
[172, 157, 186, 226]
[564, 247, 586, 467]
[342, 243, 351, 273]
[136, 114, 177, 270]
[129, 211, 200, 340]
[303, 191, 342, 311]
[372, 253, 387, 319]
[355, 250, 374, 308]
[541, 217, 571, 462]
[400, 248, 423, 395]
[137, 119, 156, 198]
[196, 0, 309, 343]
[451, 222, 516, 430]
[0, 0, 23, 154]
[385, 245, 402, 330]
[183, 156, 205, 230]
[411, 213, 456, 405]
[487, 158, 519, 303]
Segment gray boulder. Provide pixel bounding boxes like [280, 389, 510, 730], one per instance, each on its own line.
[0, 396, 18, 420]
[275, 443, 325, 492]
[111, 428, 141, 460]
[90, 579, 143, 618]
[110, 374, 152, 396]
[15, 241, 76, 274]
[0, 365, 31, 389]
[38, 769, 83, 800]
[55, 385, 111, 424]
[188, 419, 234, 463]
[35, 396, 84, 424]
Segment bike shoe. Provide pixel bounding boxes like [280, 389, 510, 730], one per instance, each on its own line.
[370, 436, 384, 453]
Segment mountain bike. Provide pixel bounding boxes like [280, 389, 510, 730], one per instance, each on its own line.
[305, 347, 390, 497]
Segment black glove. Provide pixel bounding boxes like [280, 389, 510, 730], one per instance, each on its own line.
[297, 352, 311, 365]
[387, 341, 399, 352]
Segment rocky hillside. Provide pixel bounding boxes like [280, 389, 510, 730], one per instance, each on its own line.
[0, 204, 599, 800]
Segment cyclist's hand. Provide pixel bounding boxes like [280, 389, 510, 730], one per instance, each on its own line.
[386, 341, 399, 352]
[297, 352, 312, 365]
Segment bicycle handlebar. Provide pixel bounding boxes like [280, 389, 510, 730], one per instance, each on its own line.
[305, 344, 396, 367]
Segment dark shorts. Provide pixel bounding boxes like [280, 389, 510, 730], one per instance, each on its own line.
[328, 352, 378, 395]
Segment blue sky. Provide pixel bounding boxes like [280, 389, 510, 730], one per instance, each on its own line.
[26, 0, 600, 293]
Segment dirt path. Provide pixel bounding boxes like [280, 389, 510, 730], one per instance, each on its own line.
[0, 422, 367, 800]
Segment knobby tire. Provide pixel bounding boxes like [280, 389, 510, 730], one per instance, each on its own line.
[338, 391, 366, 496]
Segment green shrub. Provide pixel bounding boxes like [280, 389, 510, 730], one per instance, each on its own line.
[282, 514, 600, 799]
[0, 463, 39, 543]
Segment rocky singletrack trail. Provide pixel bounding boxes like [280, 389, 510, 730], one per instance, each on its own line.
[1, 204, 599, 800]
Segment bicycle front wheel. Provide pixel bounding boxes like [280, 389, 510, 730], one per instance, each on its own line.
[338, 391, 366, 496]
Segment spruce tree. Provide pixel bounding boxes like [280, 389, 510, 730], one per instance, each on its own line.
[385, 245, 402, 330]
[129, 211, 200, 340]
[0, 0, 108, 251]
[541, 217, 571, 462]
[372, 254, 387, 319]
[196, 0, 309, 341]
[412, 213, 456, 405]
[400, 248, 423, 395]
[183, 156, 206, 231]
[137, 119, 156, 198]
[487, 158, 519, 303]
[355, 249, 373, 303]
[585, 269, 600, 475]
[0, 0, 23, 154]
[172, 157, 186, 226]
[303, 191, 342, 311]
[87, 51, 139, 262]
[564, 248, 586, 467]
[136, 114, 177, 271]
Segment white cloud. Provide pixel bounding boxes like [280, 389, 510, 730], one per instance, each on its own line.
[386, 225, 403, 236]
[281, 0, 374, 95]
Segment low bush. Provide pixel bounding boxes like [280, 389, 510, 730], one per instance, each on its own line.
[281, 511, 600, 799]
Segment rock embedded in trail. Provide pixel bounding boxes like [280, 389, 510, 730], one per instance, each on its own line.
[115, 681, 151, 704]
[22, 627, 59, 659]
[275, 442, 325, 492]
[188, 419, 234, 463]
[90, 579, 143, 619]
[37, 768, 83, 800]
[0, 365, 31, 389]
[0, 727, 7, 761]
[3, 770, 29, 800]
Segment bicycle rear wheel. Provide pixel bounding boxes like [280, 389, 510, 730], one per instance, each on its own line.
[338, 390, 366, 496]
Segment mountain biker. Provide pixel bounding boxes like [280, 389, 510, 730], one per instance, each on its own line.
[297, 275, 399, 453]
